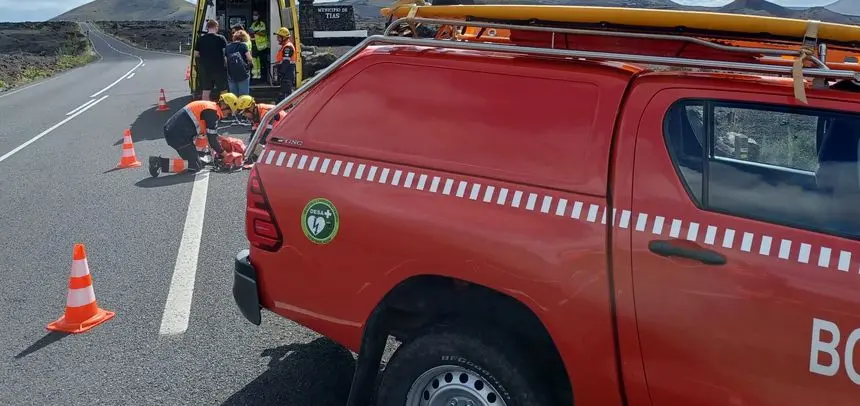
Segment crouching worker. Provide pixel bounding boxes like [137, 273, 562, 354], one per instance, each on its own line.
[149, 93, 238, 177]
[233, 95, 288, 162]
[236, 95, 286, 143]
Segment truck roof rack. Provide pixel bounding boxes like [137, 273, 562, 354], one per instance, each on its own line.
[382, 14, 860, 100]
[245, 5, 860, 162]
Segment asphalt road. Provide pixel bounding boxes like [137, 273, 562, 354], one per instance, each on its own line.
[0, 23, 358, 406]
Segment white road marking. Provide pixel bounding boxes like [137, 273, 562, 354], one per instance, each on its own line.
[66, 99, 97, 116]
[0, 95, 109, 164]
[159, 171, 210, 336]
[0, 81, 48, 100]
[88, 31, 144, 98]
[126, 72, 136, 79]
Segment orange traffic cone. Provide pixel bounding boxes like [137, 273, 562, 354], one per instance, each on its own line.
[157, 88, 169, 111]
[47, 244, 115, 334]
[116, 129, 142, 169]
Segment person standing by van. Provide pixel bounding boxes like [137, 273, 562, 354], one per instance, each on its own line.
[226, 30, 253, 96]
[273, 27, 297, 100]
[249, 10, 270, 82]
[194, 19, 228, 101]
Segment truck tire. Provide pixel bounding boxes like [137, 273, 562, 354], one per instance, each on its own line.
[376, 323, 554, 406]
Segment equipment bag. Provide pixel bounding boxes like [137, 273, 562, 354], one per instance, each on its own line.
[217, 136, 248, 170]
[226, 50, 249, 82]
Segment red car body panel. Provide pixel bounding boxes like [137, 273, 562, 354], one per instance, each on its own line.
[244, 43, 860, 405]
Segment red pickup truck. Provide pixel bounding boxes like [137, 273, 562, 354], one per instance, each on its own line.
[234, 6, 860, 406]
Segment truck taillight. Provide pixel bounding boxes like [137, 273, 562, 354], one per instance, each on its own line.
[246, 166, 282, 251]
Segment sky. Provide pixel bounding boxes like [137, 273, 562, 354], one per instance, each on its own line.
[0, 0, 841, 22]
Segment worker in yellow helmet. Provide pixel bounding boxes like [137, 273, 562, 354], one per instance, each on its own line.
[249, 10, 270, 82]
[235, 95, 288, 141]
[272, 27, 297, 100]
[233, 95, 289, 163]
[148, 93, 238, 176]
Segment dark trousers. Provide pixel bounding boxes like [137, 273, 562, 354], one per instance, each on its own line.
[279, 63, 296, 101]
[164, 128, 203, 171]
[259, 49, 270, 83]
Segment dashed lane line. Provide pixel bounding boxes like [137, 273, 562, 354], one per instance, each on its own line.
[66, 99, 97, 116]
[159, 170, 211, 336]
[88, 29, 144, 98]
[0, 95, 109, 164]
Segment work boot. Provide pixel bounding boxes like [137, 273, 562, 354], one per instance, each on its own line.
[148, 156, 161, 177]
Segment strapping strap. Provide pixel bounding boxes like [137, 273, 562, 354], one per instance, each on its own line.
[792, 20, 820, 104]
[381, 0, 426, 36]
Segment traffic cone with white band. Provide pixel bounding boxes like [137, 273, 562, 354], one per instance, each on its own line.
[157, 89, 169, 111]
[116, 129, 142, 169]
[47, 244, 115, 334]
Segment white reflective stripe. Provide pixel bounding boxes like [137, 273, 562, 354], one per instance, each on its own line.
[266, 125, 273, 130]
[183, 106, 201, 134]
[70, 259, 90, 278]
[261, 149, 860, 275]
[67, 286, 96, 307]
[122, 148, 135, 157]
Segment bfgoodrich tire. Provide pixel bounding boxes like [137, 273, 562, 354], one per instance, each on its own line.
[376, 323, 554, 406]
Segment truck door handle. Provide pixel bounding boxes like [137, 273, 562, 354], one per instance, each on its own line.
[648, 240, 726, 266]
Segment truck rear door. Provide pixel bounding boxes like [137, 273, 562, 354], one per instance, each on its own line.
[626, 80, 860, 405]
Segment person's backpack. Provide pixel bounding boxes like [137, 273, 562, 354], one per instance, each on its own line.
[226, 47, 249, 82]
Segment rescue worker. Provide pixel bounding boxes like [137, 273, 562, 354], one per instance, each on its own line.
[234, 95, 287, 145]
[149, 93, 238, 176]
[272, 27, 297, 101]
[249, 10, 269, 82]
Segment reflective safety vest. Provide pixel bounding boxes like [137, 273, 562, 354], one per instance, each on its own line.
[276, 42, 297, 64]
[252, 103, 287, 131]
[250, 21, 269, 50]
[182, 100, 222, 136]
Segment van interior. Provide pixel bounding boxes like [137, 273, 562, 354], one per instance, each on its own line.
[212, 0, 288, 88]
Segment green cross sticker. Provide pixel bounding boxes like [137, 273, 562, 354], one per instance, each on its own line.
[301, 198, 339, 244]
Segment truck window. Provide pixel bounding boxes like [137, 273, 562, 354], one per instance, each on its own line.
[664, 99, 860, 240]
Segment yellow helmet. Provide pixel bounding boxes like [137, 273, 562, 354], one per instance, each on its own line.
[236, 95, 256, 111]
[274, 27, 290, 38]
[219, 92, 239, 111]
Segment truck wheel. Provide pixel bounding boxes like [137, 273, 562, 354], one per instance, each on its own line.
[376, 324, 553, 406]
